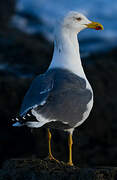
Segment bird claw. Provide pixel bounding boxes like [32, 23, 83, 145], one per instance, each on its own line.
[48, 155, 60, 163]
[67, 161, 74, 166]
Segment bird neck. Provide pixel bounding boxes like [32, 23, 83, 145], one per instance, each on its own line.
[49, 27, 86, 79]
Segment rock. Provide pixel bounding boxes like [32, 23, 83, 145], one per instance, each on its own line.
[0, 159, 117, 180]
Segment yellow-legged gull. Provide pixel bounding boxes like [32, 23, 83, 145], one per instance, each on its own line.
[13, 11, 103, 166]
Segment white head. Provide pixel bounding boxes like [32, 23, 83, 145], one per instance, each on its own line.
[57, 11, 103, 34]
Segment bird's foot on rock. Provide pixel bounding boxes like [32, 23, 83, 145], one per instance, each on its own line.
[48, 154, 60, 163]
[67, 161, 74, 166]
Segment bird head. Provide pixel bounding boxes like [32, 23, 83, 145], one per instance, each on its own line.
[61, 11, 104, 33]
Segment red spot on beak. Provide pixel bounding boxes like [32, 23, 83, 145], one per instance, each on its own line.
[96, 26, 102, 30]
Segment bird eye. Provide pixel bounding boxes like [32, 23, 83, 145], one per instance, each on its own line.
[76, 17, 82, 21]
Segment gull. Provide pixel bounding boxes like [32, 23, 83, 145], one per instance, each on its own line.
[13, 11, 103, 166]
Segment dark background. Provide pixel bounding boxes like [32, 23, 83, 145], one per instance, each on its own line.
[0, 0, 117, 168]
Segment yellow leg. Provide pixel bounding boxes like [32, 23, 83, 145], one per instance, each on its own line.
[67, 132, 73, 166]
[48, 128, 59, 163]
[48, 128, 53, 160]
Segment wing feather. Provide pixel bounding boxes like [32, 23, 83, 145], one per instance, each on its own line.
[20, 74, 53, 116]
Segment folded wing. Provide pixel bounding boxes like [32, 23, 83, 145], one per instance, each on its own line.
[20, 73, 54, 117]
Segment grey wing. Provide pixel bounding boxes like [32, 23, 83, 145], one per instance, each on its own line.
[20, 74, 54, 116]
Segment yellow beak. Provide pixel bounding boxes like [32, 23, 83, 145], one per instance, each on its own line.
[86, 21, 104, 30]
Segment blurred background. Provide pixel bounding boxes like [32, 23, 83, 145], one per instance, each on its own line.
[0, 0, 117, 168]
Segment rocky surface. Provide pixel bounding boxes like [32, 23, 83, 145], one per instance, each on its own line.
[0, 159, 117, 180]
